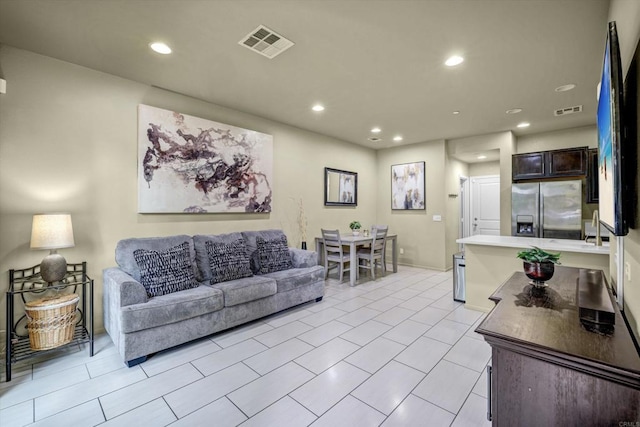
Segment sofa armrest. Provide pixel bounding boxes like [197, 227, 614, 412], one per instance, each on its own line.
[103, 267, 148, 307]
[289, 248, 318, 268]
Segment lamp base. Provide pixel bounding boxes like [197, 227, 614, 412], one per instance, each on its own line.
[41, 252, 67, 283]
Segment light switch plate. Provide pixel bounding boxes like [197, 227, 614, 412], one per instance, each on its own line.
[433, 215, 442, 222]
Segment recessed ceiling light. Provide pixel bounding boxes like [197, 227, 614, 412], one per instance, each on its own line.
[312, 104, 325, 112]
[506, 108, 522, 114]
[555, 84, 576, 92]
[371, 127, 381, 133]
[393, 136, 403, 142]
[452, 111, 460, 115]
[477, 155, 487, 160]
[150, 42, 172, 54]
[445, 55, 464, 67]
[517, 122, 530, 128]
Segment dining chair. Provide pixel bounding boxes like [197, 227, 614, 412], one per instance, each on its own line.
[369, 225, 389, 236]
[321, 229, 351, 282]
[357, 225, 388, 280]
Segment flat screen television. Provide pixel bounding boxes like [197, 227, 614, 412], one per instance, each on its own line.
[597, 21, 628, 236]
[623, 26, 639, 231]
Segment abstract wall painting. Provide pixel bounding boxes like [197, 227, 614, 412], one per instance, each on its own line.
[138, 105, 273, 213]
[391, 162, 425, 210]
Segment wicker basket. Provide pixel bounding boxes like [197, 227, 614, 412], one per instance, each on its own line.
[25, 293, 79, 351]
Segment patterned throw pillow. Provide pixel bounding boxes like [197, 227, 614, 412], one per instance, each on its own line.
[133, 242, 199, 297]
[205, 239, 253, 284]
[256, 235, 293, 274]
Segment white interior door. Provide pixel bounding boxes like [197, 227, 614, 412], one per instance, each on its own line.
[471, 175, 501, 236]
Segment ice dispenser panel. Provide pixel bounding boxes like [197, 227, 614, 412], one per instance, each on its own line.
[516, 215, 534, 236]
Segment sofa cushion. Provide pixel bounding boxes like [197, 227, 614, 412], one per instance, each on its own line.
[120, 285, 223, 333]
[289, 248, 319, 268]
[193, 233, 247, 282]
[211, 276, 277, 307]
[116, 235, 196, 283]
[262, 266, 325, 293]
[242, 229, 290, 274]
[256, 235, 293, 274]
[134, 242, 200, 297]
[205, 239, 253, 284]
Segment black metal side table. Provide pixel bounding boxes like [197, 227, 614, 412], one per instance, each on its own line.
[5, 262, 94, 381]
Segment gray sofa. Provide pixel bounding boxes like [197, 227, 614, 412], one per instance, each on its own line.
[103, 230, 324, 366]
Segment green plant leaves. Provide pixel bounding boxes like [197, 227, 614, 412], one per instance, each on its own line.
[516, 246, 561, 264]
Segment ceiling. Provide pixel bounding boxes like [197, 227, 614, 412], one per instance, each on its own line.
[0, 0, 610, 154]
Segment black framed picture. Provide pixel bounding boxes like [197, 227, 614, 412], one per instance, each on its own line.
[324, 167, 357, 206]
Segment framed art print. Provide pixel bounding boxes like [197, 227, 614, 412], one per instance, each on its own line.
[138, 104, 273, 213]
[391, 162, 425, 210]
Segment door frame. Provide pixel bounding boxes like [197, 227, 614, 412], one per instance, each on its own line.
[459, 176, 470, 251]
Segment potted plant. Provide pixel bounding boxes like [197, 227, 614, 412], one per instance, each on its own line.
[516, 246, 561, 287]
[349, 221, 362, 236]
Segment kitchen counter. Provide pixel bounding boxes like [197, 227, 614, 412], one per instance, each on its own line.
[457, 234, 610, 255]
[456, 235, 610, 312]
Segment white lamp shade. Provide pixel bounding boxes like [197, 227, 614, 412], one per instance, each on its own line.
[30, 214, 75, 250]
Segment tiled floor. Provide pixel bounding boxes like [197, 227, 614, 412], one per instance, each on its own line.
[1, 266, 492, 427]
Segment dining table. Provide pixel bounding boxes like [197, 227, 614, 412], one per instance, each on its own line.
[314, 233, 398, 286]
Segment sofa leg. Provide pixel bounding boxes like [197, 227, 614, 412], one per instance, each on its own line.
[126, 356, 147, 367]
[315, 296, 323, 302]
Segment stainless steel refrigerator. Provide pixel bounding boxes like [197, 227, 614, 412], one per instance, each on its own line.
[511, 180, 582, 240]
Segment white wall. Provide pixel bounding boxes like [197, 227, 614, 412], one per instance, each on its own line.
[608, 0, 640, 341]
[0, 45, 378, 331]
[447, 132, 516, 236]
[376, 140, 448, 270]
[517, 125, 597, 153]
[469, 161, 499, 177]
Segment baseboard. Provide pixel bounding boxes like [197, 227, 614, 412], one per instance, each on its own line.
[463, 303, 492, 313]
[395, 262, 449, 272]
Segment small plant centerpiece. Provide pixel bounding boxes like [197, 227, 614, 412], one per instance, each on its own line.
[516, 246, 561, 288]
[349, 221, 362, 236]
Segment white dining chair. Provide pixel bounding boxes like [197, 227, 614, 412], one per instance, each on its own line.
[357, 225, 388, 280]
[321, 229, 351, 282]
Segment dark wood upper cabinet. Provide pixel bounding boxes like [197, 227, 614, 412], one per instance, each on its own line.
[546, 147, 588, 176]
[513, 147, 588, 181]
[512, 152, 545, 180]
[586, 148, 599, 203]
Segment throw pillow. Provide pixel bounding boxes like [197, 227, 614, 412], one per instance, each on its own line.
[256, 235, 293, 274]
[133, 242, 199, 297]
[205, 239, 253, 284]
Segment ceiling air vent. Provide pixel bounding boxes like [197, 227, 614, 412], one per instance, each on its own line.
[554, 105, 583, 117]
[238, 25, 294, 59]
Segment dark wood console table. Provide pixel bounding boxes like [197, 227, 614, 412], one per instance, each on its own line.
[476, 266, 640, 425]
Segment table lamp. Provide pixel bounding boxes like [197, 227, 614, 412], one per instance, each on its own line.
[30, 213, 75, 283]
